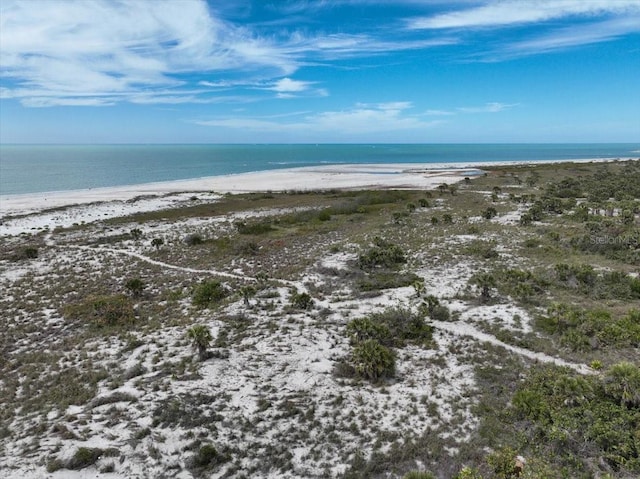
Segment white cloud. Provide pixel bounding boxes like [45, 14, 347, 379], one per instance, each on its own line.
[0, 0, 295, 106]
[269, 78, 313, 93]
[457, 102, 518, 113]
[425, 109, 455, 116]
[407, 0, 640, 29]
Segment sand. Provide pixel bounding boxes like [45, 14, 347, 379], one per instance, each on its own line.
[0, 158, 627, 236]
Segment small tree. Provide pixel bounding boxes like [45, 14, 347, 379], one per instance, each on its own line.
[471, 273, 497, 301]
[151, 238, 164, 249]
[239, 285, 256, 307]
[187, 325, 213, 361]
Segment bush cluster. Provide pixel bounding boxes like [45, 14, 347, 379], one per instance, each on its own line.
[357, 237, 407, 270]
[536, 304, 640, 351]
[192, 280, 228, 308]
[512, 363, 640, 474]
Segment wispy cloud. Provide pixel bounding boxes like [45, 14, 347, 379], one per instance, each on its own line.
[457, 102, 518, 113]
[407, 0, 640, 30]
[0, 0, 295, 106]
[501, 16, 640, 56]
[195, 101, 443, 135]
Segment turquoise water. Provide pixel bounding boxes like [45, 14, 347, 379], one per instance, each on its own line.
[1, 144, 638, 195]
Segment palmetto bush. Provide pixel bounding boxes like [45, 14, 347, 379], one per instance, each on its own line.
[351, 339, 395, 381]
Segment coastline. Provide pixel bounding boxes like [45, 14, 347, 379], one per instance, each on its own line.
[0, 157, 634, 236]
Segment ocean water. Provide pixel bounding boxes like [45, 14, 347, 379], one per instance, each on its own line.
[1, 144, 638, 195]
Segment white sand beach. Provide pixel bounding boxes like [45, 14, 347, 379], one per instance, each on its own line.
[0, 158, 629, 236]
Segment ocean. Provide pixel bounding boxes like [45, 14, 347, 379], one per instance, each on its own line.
[1, 144, 638, 195]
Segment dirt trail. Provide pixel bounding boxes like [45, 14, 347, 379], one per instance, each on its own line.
[431, 320, 594, 374]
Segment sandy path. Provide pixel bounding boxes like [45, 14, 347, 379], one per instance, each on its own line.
[430, 320, 593, 374]
[65, 245, 307, 291]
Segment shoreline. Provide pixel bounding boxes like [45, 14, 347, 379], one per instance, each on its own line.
[2, 157, 634, 216]
[0, 158, 635, 236]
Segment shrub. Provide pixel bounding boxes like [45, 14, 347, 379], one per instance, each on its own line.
[24, 246, 38, 259]
[346, 317, 392, 345]
[235, 220, 275, 235]
[130, 228, 142, 240]
[192, 280, 228, 308]
[470, 273, 497, 301]
[604, 362, 640, 407]
[151, 237, 164, 249]
[191, 444, 227, 468]
[418, 198, 430, 207]
[318, 209, 332, 221]
[67, 447, 103, 470]
[184, 233, 204, 246]
[368, 307, 433, 346]
[482, 207, 498, 219]
[64, 294, 136, 328]
[290, 291, 314, 310]
[357, 237, 407, 269]
[124, 277, 145, 297]
[351, 340, 395, 381]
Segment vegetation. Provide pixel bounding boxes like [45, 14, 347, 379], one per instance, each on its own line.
[187, 325, 213, 361]
[192, 280, 228, 308]
[3, 159, 640, 478]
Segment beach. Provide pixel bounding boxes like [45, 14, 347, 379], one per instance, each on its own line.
[0, 158, 630, 234]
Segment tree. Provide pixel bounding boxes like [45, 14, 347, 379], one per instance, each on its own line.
[187, 325, 213, 361]
[151, 238, 164, 249]
[130, 228, 142, 240]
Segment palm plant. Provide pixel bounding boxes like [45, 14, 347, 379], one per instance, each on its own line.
[187, 325, 213, 361]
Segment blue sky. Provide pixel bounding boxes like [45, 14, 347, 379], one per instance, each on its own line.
[1, 0, 639, 143]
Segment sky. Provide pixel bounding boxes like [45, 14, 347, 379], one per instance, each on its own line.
[1, 0, 639, 144]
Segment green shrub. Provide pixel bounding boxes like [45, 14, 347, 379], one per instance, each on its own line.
[318, 209, 332, 221]
[192, 280, 228, 308]
[368, 307, 433, 346]
[346, 317, 392, 345]
[24, 246, 38, 259]
[151, 237, 164, 249]
[290, 291, 314, 310]
[191, 444, 228, 468]
[67, 447, 103, 470]
[124, 277, 145, 297]
[351, 339, 395, 381]
[357, 237, 407, 269]
[482, 207, 498, 219]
